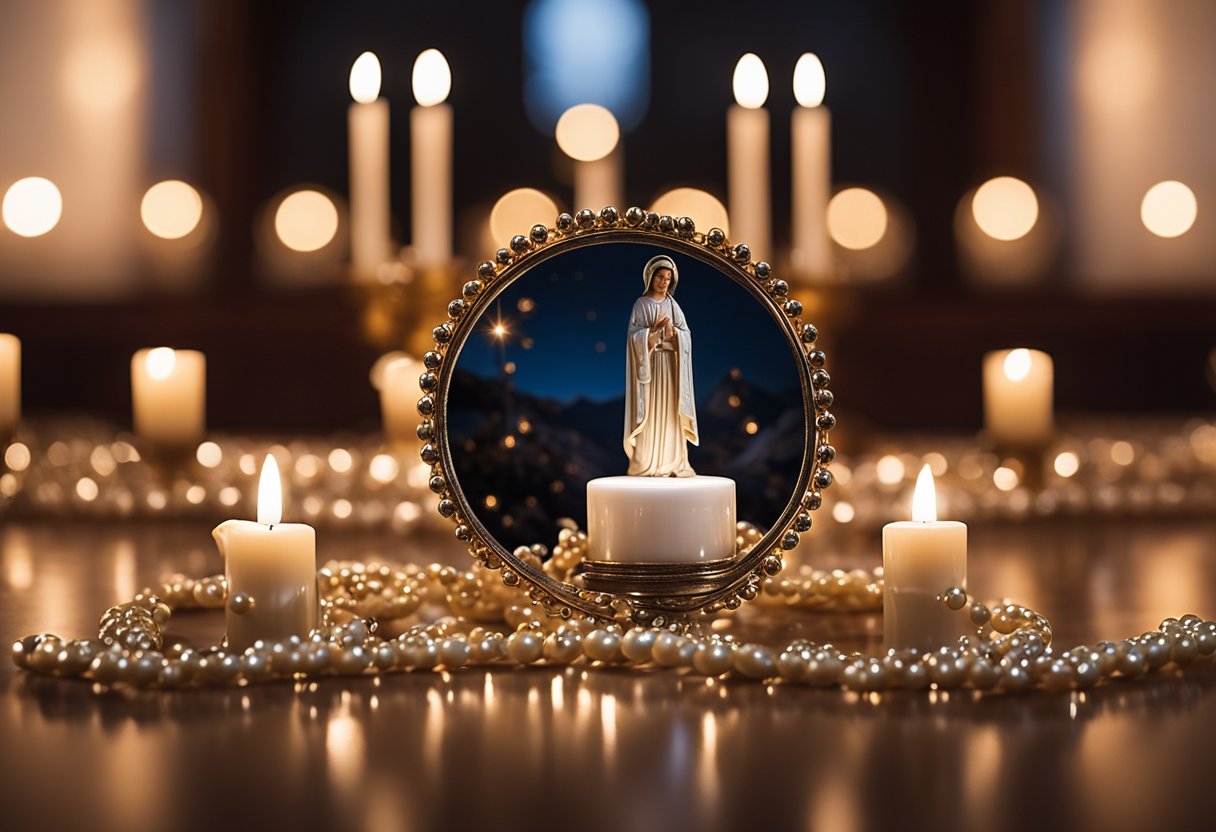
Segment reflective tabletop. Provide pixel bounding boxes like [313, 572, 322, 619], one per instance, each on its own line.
[2, 517, 1215, 832]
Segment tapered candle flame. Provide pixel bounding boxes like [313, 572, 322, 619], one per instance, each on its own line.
[1003, 348, 1032, 382]
[146, 347, 176, 380]
[793, 53, 826, 107]
[258, 454, 282, 527]
[412, 48, 451, 106]
[911, 464, 937, 523]
[349, 52, 382, 103]
[732, 53, 769, 109]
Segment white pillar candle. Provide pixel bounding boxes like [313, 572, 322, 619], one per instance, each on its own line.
[587, 476, 736, 564]
[212, 455, 317, 651]
[0, 333, 19, 436]
[348, 52, 392, 282]
[791, 53, 832, 279]
[728, 53, 771, 262]
[883, 465, 968, 651]
[372, 352, 424, 447]
[410, 48, 452, 269]
[983, 348, 1054, 449]
[574, 145, 623, 214]
[130, 347, 205, 448]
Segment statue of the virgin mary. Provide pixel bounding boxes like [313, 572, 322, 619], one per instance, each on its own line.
[624, 255, 699, 476]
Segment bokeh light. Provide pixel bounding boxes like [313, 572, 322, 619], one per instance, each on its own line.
[971, 177, 1039, 241]
[650, 188, 729, 235]
[555, 104, 620, 162]
[490, 189, 560, 244]
[274, 190, 339, 252]
[141, 180, 203, 240]
[1140, 180, 1197, 238]
[2, 177, 63, 237]
[827, 187, 887, 250]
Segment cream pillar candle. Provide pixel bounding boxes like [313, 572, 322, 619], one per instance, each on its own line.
[131, 347, 205, 448]
[372, 352, 425, 447]
[212, 455, 318, 651]
[983, 348, 1054, 449]
[574, 146, 623, 214]
[586, 476, 736, 563]
[791, 53, 832, 279]
[0, 333, 19, 436]
[883, 465, 967, 651]
[728, 53, 771, 262]
[410, 48, 452, 268]
[348, 52, 392, 282]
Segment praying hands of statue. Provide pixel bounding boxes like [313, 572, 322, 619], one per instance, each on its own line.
[649, 316, 674, 348]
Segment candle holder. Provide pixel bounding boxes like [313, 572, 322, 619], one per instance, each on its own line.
[416, 207, 833, 625]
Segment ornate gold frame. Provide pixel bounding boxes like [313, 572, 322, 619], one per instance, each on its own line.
[416, 207, 835, 625]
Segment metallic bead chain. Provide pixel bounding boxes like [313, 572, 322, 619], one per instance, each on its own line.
[11, 553, 1215, 693]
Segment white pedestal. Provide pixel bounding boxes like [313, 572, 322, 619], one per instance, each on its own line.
[586, 476, 736, 564]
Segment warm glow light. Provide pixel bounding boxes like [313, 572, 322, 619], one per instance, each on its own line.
[258, 454, 282, 526]
[1003, 348, 1032, 382]
[1054, 451, 1080, 478]
[555, 104, 620, 162]
[146, 347, 176, 380]
[732, 53, 769, 109]
[141, 180, 203, 240]
[993, 466, 1019, 492]
[2, 177, 63, 237]
[793, 53, 826, 107]
[832, 501, 855, 523]
[876, 454, 905, 486]
[196, 441, 223, 469]
[1140, 181, 1197, 238]
[911, 464, 937, 522]
[492, 323, 507, 338]
[412, 49, 451, 106]
[349, 52, 382, 103]
[972, 177, 1038, 241]
[490, 189, 559, 244]
[827, 187, 888, 250]
[4, 443, 30, 472]
[369, 454, 400, 484]
[650, 188, 730, 235]
[275, 190, 339, 252]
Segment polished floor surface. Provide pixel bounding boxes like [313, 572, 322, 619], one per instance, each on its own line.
[2, 517, 1215, 832]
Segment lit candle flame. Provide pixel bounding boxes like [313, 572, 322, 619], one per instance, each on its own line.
[911, 464, 937, 522]
[349, 52, 382, 103]
[258, 454, 282, 527]
[732, 53, 769, 109]
[412, 48, 451, 107]
[793, 53, 826, 107]
[146, 347, 176, 380]
[1003, 348, 1032, 382]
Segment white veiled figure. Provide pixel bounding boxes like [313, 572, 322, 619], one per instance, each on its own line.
[624, 255, 699, 476]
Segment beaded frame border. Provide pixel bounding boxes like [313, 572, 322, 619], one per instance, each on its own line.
[416, 207, 836, 625]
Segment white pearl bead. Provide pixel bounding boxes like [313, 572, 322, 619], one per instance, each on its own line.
[733, 644, 777, 680]
[440, 638, 472, 668]
[507, 630, 543, 664]
[651, 632, 689, 667]
[692, 642, 734, 677]
[805, 652, 843, 687]
[620, 628, 658, 663]
[583, 629, 623, 663]
[969, 657, 1000, 690]
[1170, 633, 1198, 666]
[542, 632, 582, 665]
[777, 649, 809, 682]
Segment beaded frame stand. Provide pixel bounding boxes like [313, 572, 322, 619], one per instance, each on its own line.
[416, 206, 836, 625]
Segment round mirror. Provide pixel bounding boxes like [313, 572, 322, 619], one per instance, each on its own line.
[418, 209, 833, 624]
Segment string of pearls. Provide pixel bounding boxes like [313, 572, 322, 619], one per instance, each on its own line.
[11, 551, 1215, 694]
